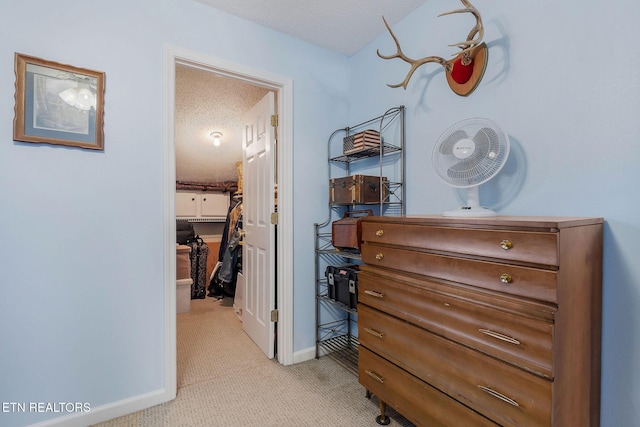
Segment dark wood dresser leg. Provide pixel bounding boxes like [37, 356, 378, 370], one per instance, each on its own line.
[376, 400, 390, 425]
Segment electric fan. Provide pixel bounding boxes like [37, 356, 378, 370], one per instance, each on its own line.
[432, 117, 510, 217]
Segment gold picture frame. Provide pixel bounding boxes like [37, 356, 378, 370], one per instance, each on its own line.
[13, 53, 105, 150]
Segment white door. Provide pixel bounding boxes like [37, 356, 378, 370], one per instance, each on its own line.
[242, 92, 276, 358]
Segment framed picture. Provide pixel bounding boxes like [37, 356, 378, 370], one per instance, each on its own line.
[13, 53, 105, 150]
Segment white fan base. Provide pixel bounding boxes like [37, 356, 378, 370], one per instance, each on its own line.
[442, 206, 497, 217]
[443, 187, 496, 217]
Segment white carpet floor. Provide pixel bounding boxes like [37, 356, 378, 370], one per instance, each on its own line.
[92, 298, 413, 426]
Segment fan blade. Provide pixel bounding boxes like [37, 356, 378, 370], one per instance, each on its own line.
[439, 130, 468, 155]
[457, 127, 501, 175]
[448, 127, 504, 183]
[447, 158, 476, 182]
[474, 127, 500, 157]
[472, 128, 492, 156]
[446, 130, 488, 182]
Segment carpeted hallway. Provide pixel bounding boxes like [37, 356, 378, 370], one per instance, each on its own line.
[93, 298, 413, 426]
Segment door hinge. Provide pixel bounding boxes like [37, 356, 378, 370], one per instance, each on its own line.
[271, 212, 278, 225]
[270, 309, 279, 322]
[271, 114, 278, 127]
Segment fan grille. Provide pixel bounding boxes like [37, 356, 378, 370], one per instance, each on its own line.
[432, 118, 509, 188]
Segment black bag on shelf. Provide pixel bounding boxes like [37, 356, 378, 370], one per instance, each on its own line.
[325, 264, 359, 309]
[176, 221, 195, 245]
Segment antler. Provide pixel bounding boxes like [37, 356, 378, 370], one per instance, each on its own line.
[376, 16, 449, 89]
[377, 0, 485, 88]
[439, 0, 484, 63]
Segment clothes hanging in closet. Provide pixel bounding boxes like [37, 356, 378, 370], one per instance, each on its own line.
[217, 199, 242, 262]
[208, 200, 242, 299]
[219, 215, 242, 284]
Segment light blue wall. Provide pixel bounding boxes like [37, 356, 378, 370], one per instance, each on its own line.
[0, 0, 348, 425]
[349, 1, 640, 426]
[1, 0, 638, 425]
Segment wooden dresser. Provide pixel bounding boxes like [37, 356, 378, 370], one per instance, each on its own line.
[357, 215, 603, 426]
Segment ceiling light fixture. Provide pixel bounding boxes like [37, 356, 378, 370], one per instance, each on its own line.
[209, 131, 223, 146]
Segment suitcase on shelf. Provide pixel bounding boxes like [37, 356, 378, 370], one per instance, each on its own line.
[325, 264, 359, 309]
[332, 210, 372, 251]
[329, 175, 388, 205]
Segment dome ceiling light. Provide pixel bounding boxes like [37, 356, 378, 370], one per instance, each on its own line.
[209, 131, 223, 146]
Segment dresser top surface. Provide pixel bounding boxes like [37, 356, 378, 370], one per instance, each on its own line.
[361, 215, 604, 229]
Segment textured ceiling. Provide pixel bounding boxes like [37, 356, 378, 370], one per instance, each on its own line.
[175, 64, 269, 184]
[195, 0, 429, 56]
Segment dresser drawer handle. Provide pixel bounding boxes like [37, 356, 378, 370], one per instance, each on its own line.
[479, 328, 521, 345]
[478, 385, 519, 407]
[364, 290, 384, 298]
[375, 252, 384, 260]
[365, 328, 384, 339]
[375, 229, 384, 237]
[365, 370, 385, 384]
[499, 273, 513, 284]
[500, 239, 513, 250]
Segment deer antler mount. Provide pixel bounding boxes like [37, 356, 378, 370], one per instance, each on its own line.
[377, 0, 487, 96]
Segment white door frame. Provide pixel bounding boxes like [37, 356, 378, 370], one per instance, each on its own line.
[162, 44, 294, 396]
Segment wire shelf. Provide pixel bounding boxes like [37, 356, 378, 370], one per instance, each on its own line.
[318, 335, 359, 376]
[330, 143, 401, 164]
[314, 106, 404, 378]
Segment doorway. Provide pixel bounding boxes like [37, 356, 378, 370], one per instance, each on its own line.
[163, 45, 294, 397]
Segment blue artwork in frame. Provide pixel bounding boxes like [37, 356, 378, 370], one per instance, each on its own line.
[13, 53, 105, 150]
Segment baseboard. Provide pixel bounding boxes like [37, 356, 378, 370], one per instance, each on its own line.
[27, 387, 175, 427]
[292, 346, 317, 364]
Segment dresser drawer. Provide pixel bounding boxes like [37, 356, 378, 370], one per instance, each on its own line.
[359, 269, 554, 378]
[362, 243, 557, 303]
[359, 305, 552, 426]
[359, 346, 499, 427]
[362, 222, 559, 266]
